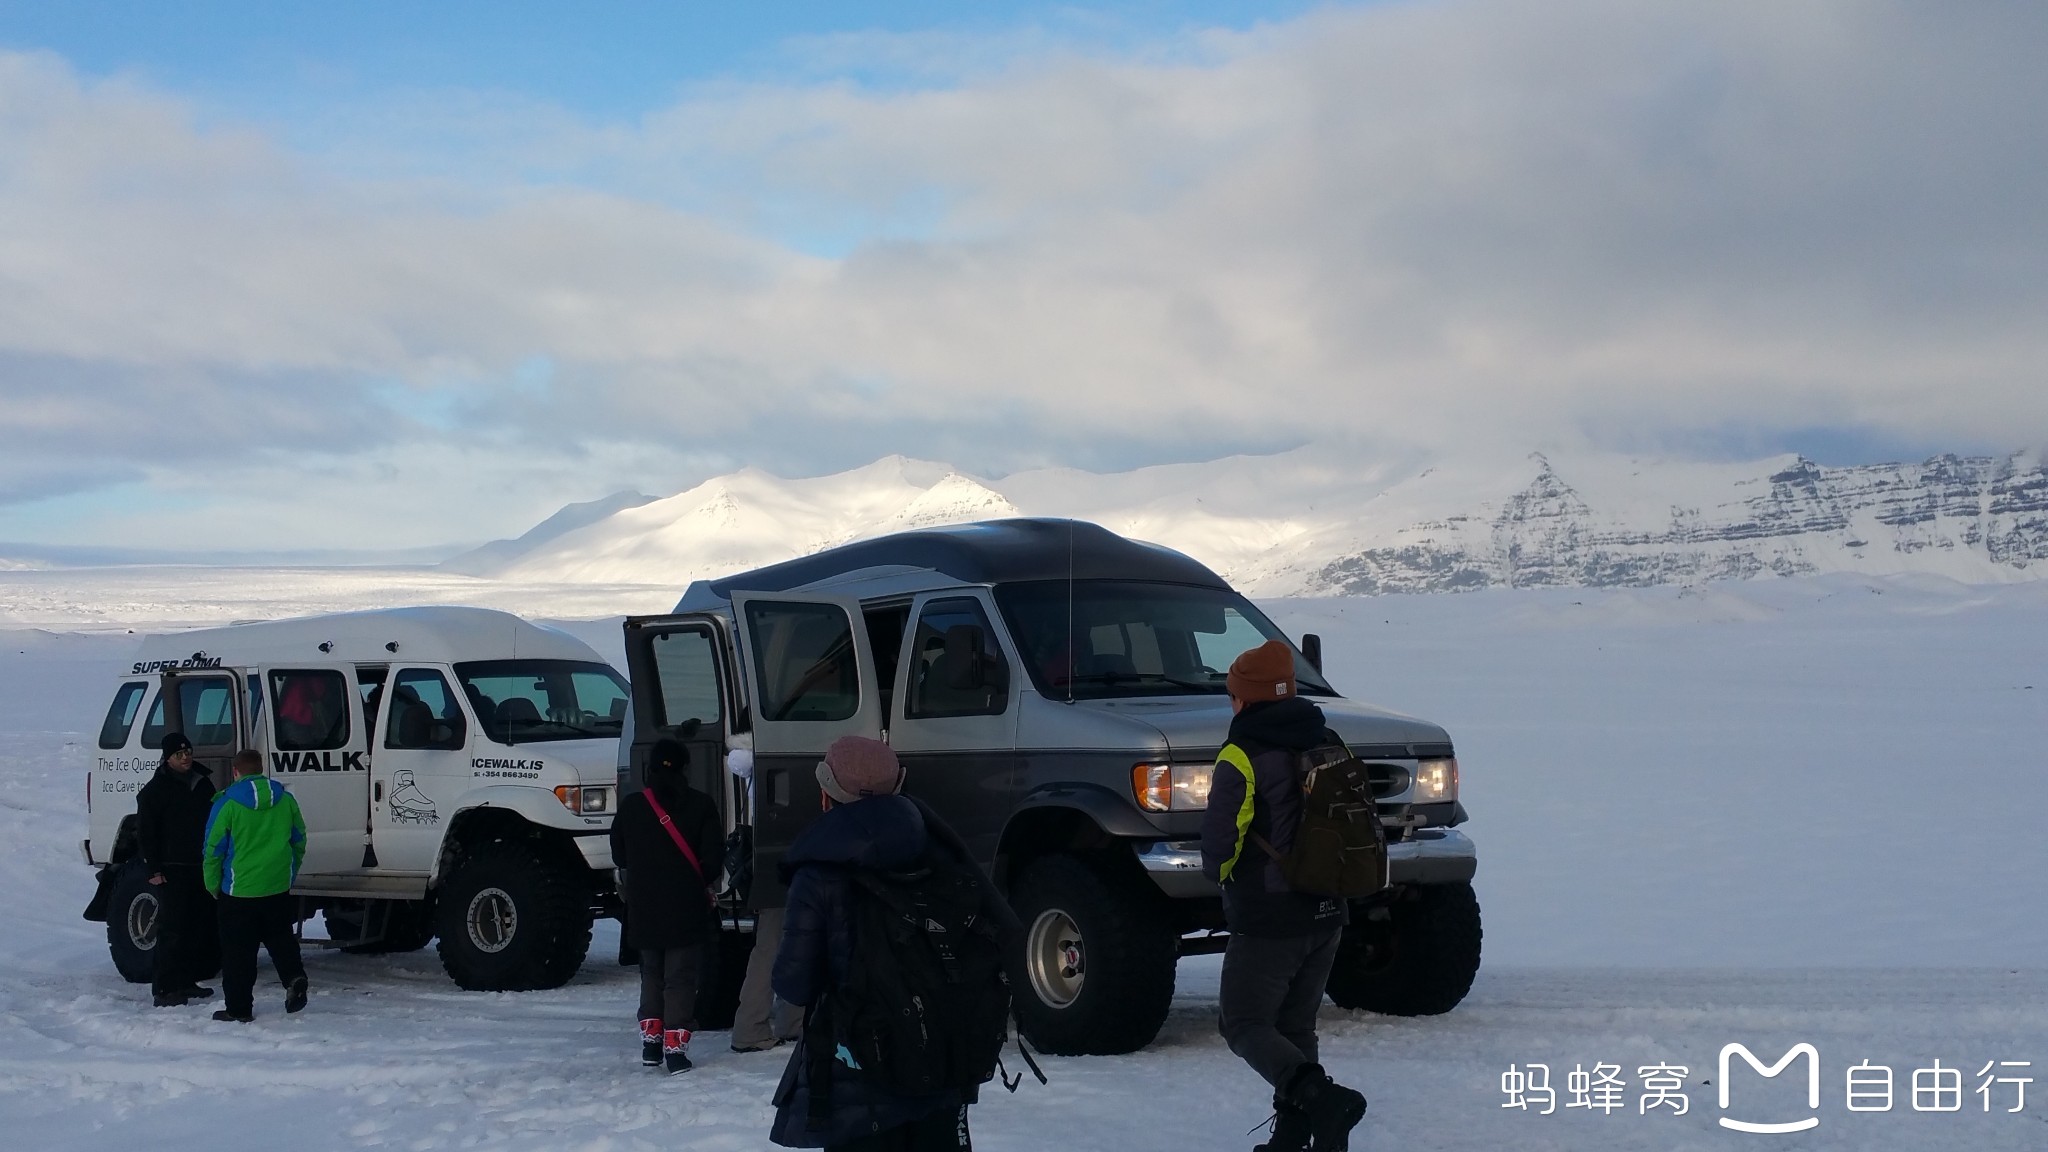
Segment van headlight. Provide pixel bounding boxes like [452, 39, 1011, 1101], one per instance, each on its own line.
[553, 785, 612, 815]
[1414, 758, 1459, 803]
[1132, 763, 1214, 812]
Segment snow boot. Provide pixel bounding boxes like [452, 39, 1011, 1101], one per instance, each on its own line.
[285, 976, 308, 1014]
[640, 1019, 663, 1067]
[151, 990, 190, 1008]
[211, 1009, 254, 1023]
[1253, 1099, 1312, 1152]
[1281, 1063, 1366, 1152]
[663, 1029, 693, 1075]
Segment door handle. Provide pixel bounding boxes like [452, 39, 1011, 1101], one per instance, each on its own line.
[374, 782, 385, 803]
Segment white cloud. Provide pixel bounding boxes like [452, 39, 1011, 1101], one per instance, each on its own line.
[1, 1, 2044, 549]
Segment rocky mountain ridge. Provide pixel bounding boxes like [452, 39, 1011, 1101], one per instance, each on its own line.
[467, 449, 2048, 595]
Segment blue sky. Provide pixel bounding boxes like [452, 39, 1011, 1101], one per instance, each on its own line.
[0, 2, 1319, 125]
[0, 2, 2042, 553]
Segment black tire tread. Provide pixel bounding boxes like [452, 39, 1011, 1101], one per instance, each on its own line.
[1010, 855, 1177, 1056]
[105, 863, 157, 985]
[1325, 881, 1482, 1016]
[435, 840, 592, 991]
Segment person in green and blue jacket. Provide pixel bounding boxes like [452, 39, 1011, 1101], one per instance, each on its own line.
[202, 749, 310, 1022]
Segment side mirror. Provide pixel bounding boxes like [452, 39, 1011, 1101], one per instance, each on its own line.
[1301, 633, 1323, 674]
[943, 625, 987, 689]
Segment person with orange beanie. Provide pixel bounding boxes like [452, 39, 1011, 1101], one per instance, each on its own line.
[1201, 640, 1367, 1152]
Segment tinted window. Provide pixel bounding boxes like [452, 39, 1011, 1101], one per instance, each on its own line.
[454, 660, 629, 745]
[139, 676, 238, 750]
[651, 628, 722, 729]
[994, 580, 1336, 701]
[385, 669, 467, 751]
[744, 602, 859, 722]
[270, 669, 351, 751]
[99, 682, 148, 749]
[905, 599, 1010, 719]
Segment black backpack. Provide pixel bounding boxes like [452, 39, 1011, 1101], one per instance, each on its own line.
[1251, 743, 1390, 899]
[806, 858, 1012, 1121]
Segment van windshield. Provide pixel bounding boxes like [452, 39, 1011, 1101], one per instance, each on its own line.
[993, 580, 1335, 701]
[453, 660, 630, 745]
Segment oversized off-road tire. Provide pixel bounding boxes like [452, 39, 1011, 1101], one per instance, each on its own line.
[435, 841, 592, 991]
[693, 923, 754, 1031]
[1010, 855, 1178, 1055]
[1325, 881, 1482, 1016]
[106, 863, 159, 984]
[327, 900, 436, 954]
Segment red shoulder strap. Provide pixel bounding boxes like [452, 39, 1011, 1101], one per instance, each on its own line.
[640, 790, 710, 891]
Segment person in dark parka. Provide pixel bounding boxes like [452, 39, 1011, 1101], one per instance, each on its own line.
[134, 731, 219, 1007]
[1201, 640, 1367, 1152]
[768, 735, 1018, 1151]
[610, 738, 724, 1073]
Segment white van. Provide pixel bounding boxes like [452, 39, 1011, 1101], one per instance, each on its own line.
[85, 606, 627, 992]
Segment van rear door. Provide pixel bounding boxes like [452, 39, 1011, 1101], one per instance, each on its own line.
[622, 614, 735, 809]
[147, 669, 246, 784]
[623, 595, 881, 907]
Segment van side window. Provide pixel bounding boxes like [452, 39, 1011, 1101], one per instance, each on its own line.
[744, 602, 859, 722]
[385, 669, 467, 751]
[269, 669, 351, 751]
[906, 599, 1010, 719]
[98, 682, 148, 749]
[139, 676, 237, 749]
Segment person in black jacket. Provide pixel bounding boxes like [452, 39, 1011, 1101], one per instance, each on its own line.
[767, 735, 1018, 1151]
[1200, 641, 1367, 1152]
[609, 738, 724, 1074]
[134, 732, 219, 1007]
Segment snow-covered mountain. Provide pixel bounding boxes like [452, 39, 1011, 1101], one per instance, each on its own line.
[468, 449, 2048, 595]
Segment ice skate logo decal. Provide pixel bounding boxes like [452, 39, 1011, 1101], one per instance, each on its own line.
[388, 771, 439, 825]
[1718, 1043, 1820, 1133]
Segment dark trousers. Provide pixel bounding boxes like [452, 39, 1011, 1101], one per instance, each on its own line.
[1218, 927, 1343, 1088]
[151, 869, 216, 996]
[638, 945, 703, 1031]
[827, 1106, 971, 1152]
[218, 892, 307, 1017]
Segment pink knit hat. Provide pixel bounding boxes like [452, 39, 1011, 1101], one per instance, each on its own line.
[817, 735, 905, 804]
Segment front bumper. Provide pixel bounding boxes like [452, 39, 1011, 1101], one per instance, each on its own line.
[1135, 827, 1477, 897]
[574, 832, 615, 871]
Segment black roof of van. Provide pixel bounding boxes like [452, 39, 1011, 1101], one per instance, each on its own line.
[706, 518, 1231, 597]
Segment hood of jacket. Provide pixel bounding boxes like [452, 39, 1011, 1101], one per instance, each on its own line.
[217, 774, 288, 812]
[1227, 696, 1330, 754]
[780, 793, 927, 878]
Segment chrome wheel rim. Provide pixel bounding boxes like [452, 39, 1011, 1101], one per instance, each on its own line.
[1026, 908, 1085, 1008]
[128, 891, 160, 951]
[466, 887, 518, 954]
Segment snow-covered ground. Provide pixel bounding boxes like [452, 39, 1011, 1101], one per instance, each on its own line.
[1, 573, 2042, 1149]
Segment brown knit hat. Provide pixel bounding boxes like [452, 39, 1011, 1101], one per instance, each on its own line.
[1226, 639, 1297, 703]
[817, 735, 905, 804]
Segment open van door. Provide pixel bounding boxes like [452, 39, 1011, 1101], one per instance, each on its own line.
[623, 594, 881, 906]
[622, 613, 736, 812]
[151, 669, 247, 785]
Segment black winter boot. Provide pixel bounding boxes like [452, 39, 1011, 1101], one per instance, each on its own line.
[1281, 1063, 1366, 1152]
[285, 977, 308, 1014]
[640, 1019, 663, 1067]
[663, 1028, 693, 1075]
[1253, 1100, 1312, 1152]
